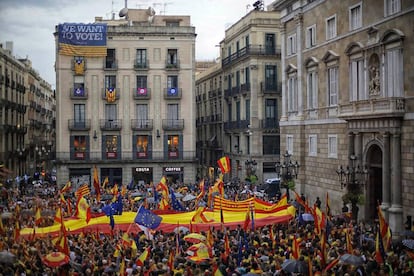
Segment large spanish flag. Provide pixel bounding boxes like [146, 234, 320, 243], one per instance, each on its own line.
[217, 156, 231, 174]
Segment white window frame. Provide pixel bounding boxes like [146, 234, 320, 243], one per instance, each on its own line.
[287, 75, 298, 112]
[309, 134, 317, 157]
[349, 3, 362, 31]
[384, 0, 401, 16]
[327, 67, 338, 106]
[306, 25, 316, 48]
[385, 47, 403, 97]
[328, 135, 338, 158]
[286, 135, 294, 155]
[350, 59, 365, 101]
[326, 15, 337, 40]
[307, 71, 318, 109]
[287, 33, 297, 56]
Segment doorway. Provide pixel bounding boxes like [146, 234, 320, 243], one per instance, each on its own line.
[365, 144, 383, 220]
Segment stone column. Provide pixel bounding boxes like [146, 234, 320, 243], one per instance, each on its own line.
[280, 24, 287, 121]
[295, 14, 304, 119]
[348, 132, 355, 158]
[354, 132, 363, 166]
[381, 132, 391, 211]
[389, 132, 403, 237]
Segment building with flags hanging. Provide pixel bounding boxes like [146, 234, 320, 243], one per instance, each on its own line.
[54, 6, 197, 187]
[195, 9, 282, 183]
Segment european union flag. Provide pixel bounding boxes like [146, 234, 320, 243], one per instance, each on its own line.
[102, 195, 123, 216]
[170, 189, 184, 211]
[134, 206, 162, 229]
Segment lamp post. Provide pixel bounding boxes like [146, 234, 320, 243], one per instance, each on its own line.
[245, 159, 257, 189]
[275, 150, 299, 201]
[336, 155, 369, 222]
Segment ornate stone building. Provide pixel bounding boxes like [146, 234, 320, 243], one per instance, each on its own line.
[269, 0, 414, 235]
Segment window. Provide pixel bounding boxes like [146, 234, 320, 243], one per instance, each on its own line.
[73, 135, 87, 159]
[228, 103, 232, 122]
[385, 48, 403, 97]
[105, 49, 116, 68]
[265, 33, 276, 54]
[73, 75, 85, 97]
[105, 104, 117, 121]
[168, 135, 179, 158]
[135, 49, 147, 68]
[349, 3, 362, 30]
[136, 75, 147, 96]
[326, 15, 337, 40]
[236, 101, 241, 121]
[105, 75, 116, 89]
[167, 75, 178, 89]
[385, 0, 400, 16]
[136, 104, 148, 128]
[105, 135, 118, 159]
[265, 99, 278, 128]
[286, 135, 293, 154]
[287, 76, 297, 112]
[263, 136, 280, 155]
[74, 104, 85, 128]
[309, 135, 317, 156]
[307, 71, 318, 109]
[136, 135, 148, 158]
[327, 67, 338, 106]
[350, 59, 365, 101]
[245, 99, 250, 121]
[287, 33, 297, 56]
[306, 25, 316, 48]
[167, 104, 179, 127]
[328, 135, 337, 158]
[167, 49, 178, 66]
[265, 65, 277, 90]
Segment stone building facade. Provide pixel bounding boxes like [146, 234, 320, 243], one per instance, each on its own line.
[269, 0, 414, 235]
[54, 9, 197, 188]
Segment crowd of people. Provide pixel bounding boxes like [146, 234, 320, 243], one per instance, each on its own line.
[0, 176, 413, 276]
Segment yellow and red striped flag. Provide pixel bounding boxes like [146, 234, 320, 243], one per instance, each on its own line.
[136, 247, 151, 266]
[60, 181, 72, 194]
[378, 205, 392, 251]
[217, 156, 231, 174]
[93, 166, 101, 202]
[35, 206, 42, 226]
[75, 184, 90, 199]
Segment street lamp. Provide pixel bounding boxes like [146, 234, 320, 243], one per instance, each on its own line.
[275, 150, 299, 201]
[336, 155, 369, 222]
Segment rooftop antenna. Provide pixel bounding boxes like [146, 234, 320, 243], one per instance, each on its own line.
[246, 4, 251, 13]
[119, 0, 129, 18]
[153, 2, 173, 14]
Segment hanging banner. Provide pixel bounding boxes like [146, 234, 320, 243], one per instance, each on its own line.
[58, 23, 107, 57]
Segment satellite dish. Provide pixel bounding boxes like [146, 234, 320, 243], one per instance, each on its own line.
[119, 7, 128, 17]
[146, 6, 155, 16]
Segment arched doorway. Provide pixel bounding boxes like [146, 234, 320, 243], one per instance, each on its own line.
[365, 144, 383, 220]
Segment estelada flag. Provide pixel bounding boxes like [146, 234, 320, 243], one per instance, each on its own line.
[217, 156, 230, 174]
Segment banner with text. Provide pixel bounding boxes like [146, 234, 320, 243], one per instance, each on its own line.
[58, 23, 107, 57]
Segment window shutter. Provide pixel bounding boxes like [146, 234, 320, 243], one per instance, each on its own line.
[102, 135, 106, 160]
[132, 135, 137, 159]
[148, 135, 153, 159]
[179, 134, 183, 160]
[70, 136, 74, 160]
[86, 136, 90, 160]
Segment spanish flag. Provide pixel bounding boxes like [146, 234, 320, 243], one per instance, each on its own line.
[136, 247, 151, 266]
[93, 166, 101, 202]
[217, 156, 231, 174]
[35, 206, 42, 226]
[60, 181, 72, 194]
[75, 197, 91, 224]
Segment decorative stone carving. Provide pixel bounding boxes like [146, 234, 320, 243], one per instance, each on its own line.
[368, 54, 380, 96]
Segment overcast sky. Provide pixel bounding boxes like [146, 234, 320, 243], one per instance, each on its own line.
[0, 0, 269, 88]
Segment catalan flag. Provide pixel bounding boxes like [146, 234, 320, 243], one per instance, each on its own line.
[60, 181, 72, 194]
[378, 205, 392, 251]
[217, 156, 231, 174]
[375, 229, 385, 264]
[92, 166, 101, 202]
[75, 184, 90, 198]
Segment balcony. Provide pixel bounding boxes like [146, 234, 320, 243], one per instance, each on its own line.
[56, 150, 197, 162]
[70, 87, 88, 99]
[338, 97, 405, 120]
[164, 88, 181, 99]
[133, 87, 151, 100]
[131, 119, 153, 131]
[68, 119, 91, 131]
[102, 88, 120, 101]
[162, 119, 184, 130]
[100, 119, 122, 131]
[165, 60, 180, 70]
[222, 45, 281, 68]
[223, 120, 249, 131]
[260, 81, 281, 94]
[104, 60, 118, 70]
[261, 118, 279, 129]
[134, 59, 149, 70]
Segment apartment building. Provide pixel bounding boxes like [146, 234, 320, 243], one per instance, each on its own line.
[196, 9, 282, 183]
[270, 0, 414, 234]
[0, 42, 55, 178]
[54, 8, 197, 187]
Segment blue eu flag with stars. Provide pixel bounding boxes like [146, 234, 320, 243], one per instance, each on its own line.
[134, 206, 162, 229]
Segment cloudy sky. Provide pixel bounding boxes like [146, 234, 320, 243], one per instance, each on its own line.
[0, 0, 269, 88]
